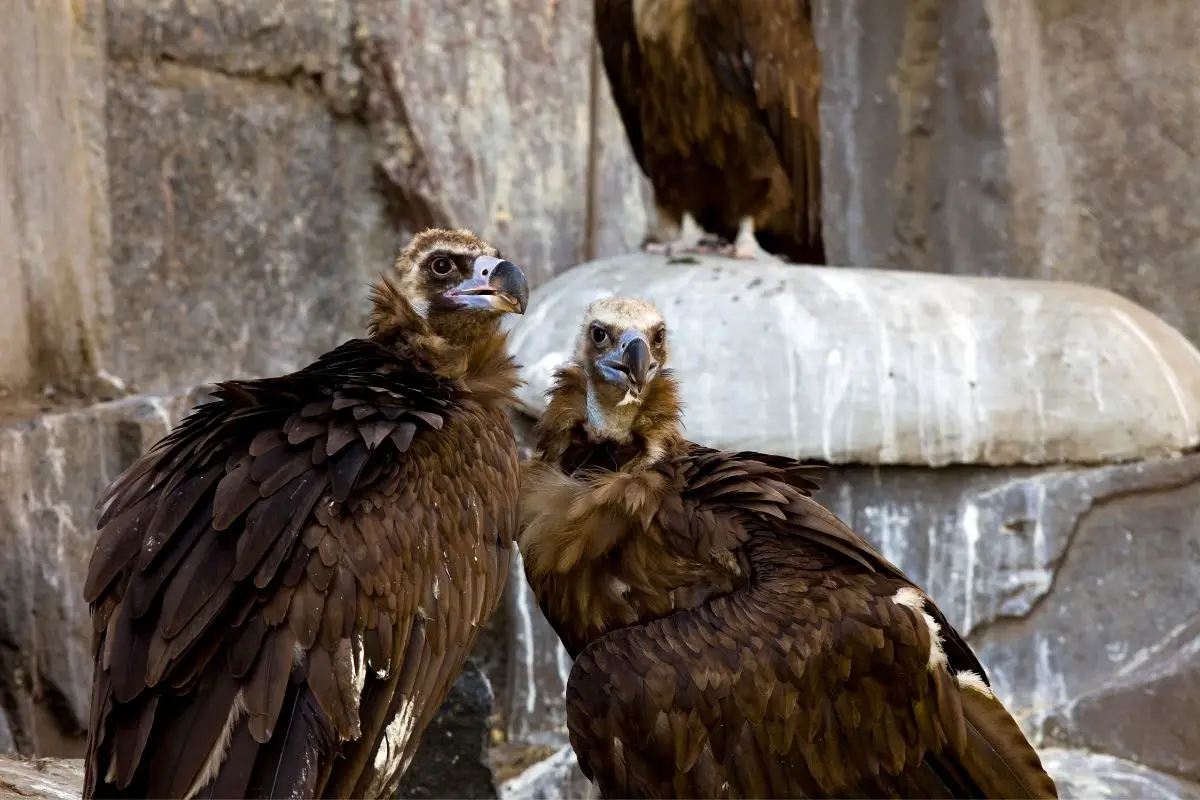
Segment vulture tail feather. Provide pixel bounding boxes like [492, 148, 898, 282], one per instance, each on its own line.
[957, 687, 1059, 799]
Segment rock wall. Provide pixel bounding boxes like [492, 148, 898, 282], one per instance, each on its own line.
[817, 0, 1200, 347]
[0, 0, 648, 773]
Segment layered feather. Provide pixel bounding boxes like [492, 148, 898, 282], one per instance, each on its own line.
[521, 367, 1057, 799]
[85, 335, 520, 799]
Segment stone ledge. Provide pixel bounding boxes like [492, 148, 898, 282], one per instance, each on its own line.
[508, 254, 1200, 467]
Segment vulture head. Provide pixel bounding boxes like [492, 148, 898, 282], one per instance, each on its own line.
[371, 227, 530, 351]
[577, 297, 675, 445]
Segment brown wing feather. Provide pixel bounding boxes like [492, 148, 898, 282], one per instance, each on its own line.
[595, 0, 648, 171]
[692, 0, 823, 250]
[555, 446, 1055, 798]
[567, 554, 1055, 797]
[83, 337, 516, 799]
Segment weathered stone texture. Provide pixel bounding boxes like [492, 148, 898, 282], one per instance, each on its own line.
[589, 54, 655, 261]
[499, 745, 597, 800]
[107, 0, 348, 78]
[1036, 617, 1200, 784]
[105, 62, 386, 394]
[0, 756, 84, 800]
[509, 255, 1200, 467]
[1040, 749, 1200, 799]
[501, 416, 572, 750]
[358, 0, 649, 287]
[817, 0, 1200, 346]
[0, 0, 111, 397]
[504, 552, 572, 748]
[398, 661, 500, 800]
[0, 390, 203, 756]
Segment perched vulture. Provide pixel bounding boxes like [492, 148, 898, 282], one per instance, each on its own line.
[596, 0, 823, 263]
[82, 228, 529, 799]
[520, 298, 1058, 799]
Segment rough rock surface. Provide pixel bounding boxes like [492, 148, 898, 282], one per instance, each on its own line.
[356, 0, 650, 287]
[0, 390, 204, 756]
[499, 416, 572, 751]
[397, 660, 499, 800]
[499, 745, 596, 800]
[816, 0, 1200, 348]
[0, 0, 109, 398]
[106, 0, 349, 78]
[106, 63, 386, 394]
[508, 254, 1200, 467]
[503, 550, 572, 748]
[0, 756, 84, 800]
[1040, 748, 1200, 799]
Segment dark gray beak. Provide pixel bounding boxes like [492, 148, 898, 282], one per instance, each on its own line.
[446, 255, 529, 314]
[600, 331, 655, 391]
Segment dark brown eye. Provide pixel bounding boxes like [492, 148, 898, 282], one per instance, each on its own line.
[428, 256, 455, 277]
[590, 324, 608, 345]
[652, 328, 665, 346]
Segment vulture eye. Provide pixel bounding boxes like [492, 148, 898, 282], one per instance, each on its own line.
[428, 256, 455, 278]
[652, 328, 665, 346]
[590, 324, 608, 345]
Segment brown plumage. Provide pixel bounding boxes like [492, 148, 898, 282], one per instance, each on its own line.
[82, 228, 530, 799]
[519, 298, 1058, 799]
[597, 0, 824, 263]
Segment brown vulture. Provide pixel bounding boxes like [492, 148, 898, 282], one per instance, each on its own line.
[596, 0, 824, 263]
[82, 228, 529, 799]
[519, 298, 1058, 798]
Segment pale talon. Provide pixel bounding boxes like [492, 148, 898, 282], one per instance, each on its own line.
[730, 216, 771, 260]
[648, 212, 728, 257]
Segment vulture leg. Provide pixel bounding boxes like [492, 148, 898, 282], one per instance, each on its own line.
[725, 216, 772, 260]
[644, 212, 724, 256]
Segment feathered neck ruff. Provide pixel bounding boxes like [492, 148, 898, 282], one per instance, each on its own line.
[533, 363, 685, 471]
[367, 276, 522, 407]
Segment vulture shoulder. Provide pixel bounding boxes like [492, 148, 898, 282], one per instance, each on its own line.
[595, 0, 648, 171]
[561, 445, 1057, 799]
[692, 0, 823, 241]
[83, 337, 514, 798]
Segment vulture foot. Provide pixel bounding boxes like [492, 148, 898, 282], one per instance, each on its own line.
[643, 213, 723, 256]
[724, 217, 772, 260]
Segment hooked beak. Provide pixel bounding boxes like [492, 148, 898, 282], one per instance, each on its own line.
[599, 331, 656, 394]
[445, 255, 529, 314]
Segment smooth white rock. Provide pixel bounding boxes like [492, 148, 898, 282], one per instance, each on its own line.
[508, 254, 1200, 466]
